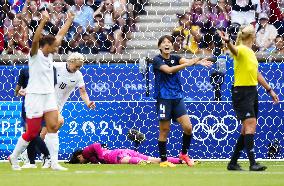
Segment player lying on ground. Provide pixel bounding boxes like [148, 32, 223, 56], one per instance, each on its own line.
[9, 11, 74, 171]
[67, 143, 183, 165]
[153, 35, 212, 167]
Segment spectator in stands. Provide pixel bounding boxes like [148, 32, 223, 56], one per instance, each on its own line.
[268, 0, 284, 35]
[272, 35, 284, 54]
[86, 0, 102, 12]
[71, 0, 95, 31]
[50, 0, 68, 28]
[187, 0, 208, 32]
[172, 31, 185, 54]
[208, 0, 231, 31]
[21, 0, 41, 24]
[88, 14, 112, 52]
[74, 33, 99, 54]
[94, 0, 124, 53]
[230, 0, 259, 25]
[5, 14, 29, 55]
[1, 1, 15, 54]
[173, 14, 201, 54]
[198, 33, 215, 55]
[255, 12, 278, 52]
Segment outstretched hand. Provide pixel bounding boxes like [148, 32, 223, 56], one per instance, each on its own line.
[41, 11, 50, 21]
[67, 11, 76, 20]
[197, 58, 213, 68]
[217, 30, 230, 43]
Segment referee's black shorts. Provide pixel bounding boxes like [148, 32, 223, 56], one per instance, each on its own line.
[231, 86, 258, 121]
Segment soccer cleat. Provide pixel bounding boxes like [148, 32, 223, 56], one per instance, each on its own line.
[8, 155, 21, 171]
[21, 163, 37, 169]
[42, 157, 51, 169]
[19, 150, 30, 165]
[51, 163, 68, 171]
[227, 163, 244, 171]
[159, 161, 176, 168]
[249, 163, 267, 171]
[179, 153, 194, 167]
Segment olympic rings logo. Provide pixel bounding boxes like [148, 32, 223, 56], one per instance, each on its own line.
[190, 115, 239, 142]
[91, 82, 110, 92]
[195, 81, 213, 91]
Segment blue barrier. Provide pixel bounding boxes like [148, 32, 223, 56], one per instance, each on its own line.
[0, 101, 283, 160]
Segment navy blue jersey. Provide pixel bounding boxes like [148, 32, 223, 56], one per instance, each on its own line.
[17, 68, 29, 88]
[153, 54, 183, 99]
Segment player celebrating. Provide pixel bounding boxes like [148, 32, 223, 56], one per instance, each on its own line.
[9, 11, 75, 171]
[218, 25, 279, 171]
[15, 67, 51, 169]
[153, 35, 212, 168]
[68, 143, 183, 165]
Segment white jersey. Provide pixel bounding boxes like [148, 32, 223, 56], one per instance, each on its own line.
[26, 50, 54, 94]
[54, 62, 85, 112]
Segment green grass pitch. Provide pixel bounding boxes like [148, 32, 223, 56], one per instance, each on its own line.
[1, 161, 284, 186]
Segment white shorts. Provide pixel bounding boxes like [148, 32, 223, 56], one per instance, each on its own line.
[231, 10, 256, 25]
[25, 93, 58, 119]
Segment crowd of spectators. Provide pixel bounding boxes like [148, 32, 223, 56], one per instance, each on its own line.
[0, 0, 148, 55]
[172, 0, 284, 56]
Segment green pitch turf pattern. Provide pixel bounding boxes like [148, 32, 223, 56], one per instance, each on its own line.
[1, 162, 284, 186]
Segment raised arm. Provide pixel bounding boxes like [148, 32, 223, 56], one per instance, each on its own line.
[55, 11, 75, 46]
[257, 71, 279, 104]
[79, 86, 95, 109]
[159, 58, 212, 74]
[30, 11, 50, 56]
[217, 30, 238, 56]
[159, 63, 190, 74]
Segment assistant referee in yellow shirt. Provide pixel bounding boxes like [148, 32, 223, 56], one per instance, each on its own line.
[218, 25, 279, 171]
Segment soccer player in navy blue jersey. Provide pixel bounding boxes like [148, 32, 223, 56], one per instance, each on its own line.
[153, 35, 212, 167]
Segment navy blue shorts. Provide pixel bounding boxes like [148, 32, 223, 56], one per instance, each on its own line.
[156, 98, 188, 121]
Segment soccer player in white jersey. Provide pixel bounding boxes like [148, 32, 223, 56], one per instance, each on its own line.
[9, 11, 75, 171]
[40, 53, 95, 168]
[54, 52, 95, 119]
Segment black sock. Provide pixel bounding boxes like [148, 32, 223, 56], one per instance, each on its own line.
[230, 134, 244, 165]
[34, 136, 50, 158]
[244, 134, 256, 166]
[181, 133, 192, 155]
[158, 141, 167, 162]
[27, 139, 37, 164]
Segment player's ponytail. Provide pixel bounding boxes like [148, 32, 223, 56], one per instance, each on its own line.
[236, 25, 255, 46]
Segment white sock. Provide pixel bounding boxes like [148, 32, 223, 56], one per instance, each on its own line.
[45, 133, 59, 165]
[11, 136, 29, 159]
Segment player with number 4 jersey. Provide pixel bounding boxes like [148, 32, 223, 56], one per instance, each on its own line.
[153, 35, 212, 168]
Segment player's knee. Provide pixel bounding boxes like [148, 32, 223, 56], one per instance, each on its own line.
[58, 117, 64, 129]
[160, 128, 170, 136]
[184, 124, 192, 135]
